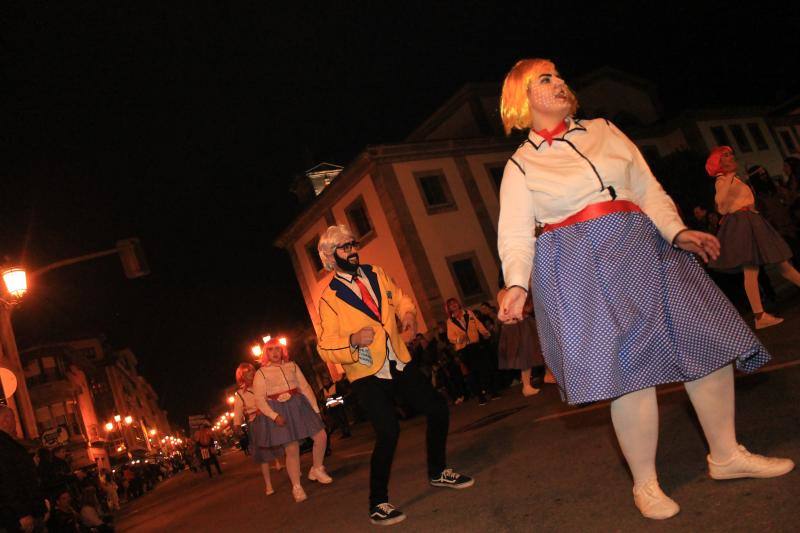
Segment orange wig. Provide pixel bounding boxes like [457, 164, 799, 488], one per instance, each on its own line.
[500, 58, 578, 135]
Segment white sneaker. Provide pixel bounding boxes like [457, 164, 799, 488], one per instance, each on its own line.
[708, 444, 795, 480]
[755, 312, 784, 330]
[308, 466, 333, 484]
[632, 479, 680, 520]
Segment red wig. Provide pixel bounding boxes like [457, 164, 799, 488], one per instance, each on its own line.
[235, 363, 255, 387]
[706, 146, 733, 177]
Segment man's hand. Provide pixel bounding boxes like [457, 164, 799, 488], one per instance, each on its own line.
[350, 326, 376, 347]
[273, 415, 286, 427]
[498, 286, 527, 322]
[674, 230, 720, 263]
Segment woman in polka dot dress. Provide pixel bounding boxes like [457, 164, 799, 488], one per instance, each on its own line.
[496, 58, 794, 521]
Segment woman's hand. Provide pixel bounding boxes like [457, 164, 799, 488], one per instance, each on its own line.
[273, 414, 286, 427]
[498, 286, 527, 322]
[674, 230, 720, 263]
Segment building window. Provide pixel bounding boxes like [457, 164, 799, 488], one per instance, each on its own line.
[779, 130, 798, 154]
[710, 126, 731, 147]
[414, 171, 457, 215]
[747, 123, 769, 151]
[486, 164, 505, 193]
[446, 252, 490, 305]
[344, 196, 375, 246]
[729, 124, 752, 153]
[305, 236, 324, 274]
[24, 359, 41, 379]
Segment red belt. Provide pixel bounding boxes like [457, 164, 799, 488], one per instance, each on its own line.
[540, 200, 641, 234]
[267, 388, 299, 400]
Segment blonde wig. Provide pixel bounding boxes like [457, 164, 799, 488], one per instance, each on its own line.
[500, 59, 578, 135]
[317, 224, 356, 271]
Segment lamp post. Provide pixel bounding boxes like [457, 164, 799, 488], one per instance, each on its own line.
[0, 266, 36, 437]
[106, 414, 133, 459]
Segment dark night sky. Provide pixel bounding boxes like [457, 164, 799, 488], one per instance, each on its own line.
[1, 2, 798, 427]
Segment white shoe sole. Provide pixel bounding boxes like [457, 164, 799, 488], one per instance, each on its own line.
[370, 514, 406, 526]
[710, 461, 795, 479]
[430, 478, 475, 489]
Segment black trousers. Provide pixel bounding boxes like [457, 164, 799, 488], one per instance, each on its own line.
[200, 449, 222, 477]
[460, 343, 495, 397]
[326, 405, 351, 437]
[352, 361, 449, 508]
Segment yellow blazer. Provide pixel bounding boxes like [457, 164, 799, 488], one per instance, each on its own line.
[317, 265, 416, 383]
[447, 309, 490, 351]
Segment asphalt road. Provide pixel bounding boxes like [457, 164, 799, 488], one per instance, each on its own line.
[118, 298, 800, 532]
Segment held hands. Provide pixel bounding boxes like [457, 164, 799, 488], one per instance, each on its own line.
[674, 230, 720, 263]
[498, 286, 527, 322]
[273, 414, 286, 427]
[350, 326, 375, 347]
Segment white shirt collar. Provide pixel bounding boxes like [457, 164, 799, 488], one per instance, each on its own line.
[527, 117, 587, 150]
[335, 267, 363, 284]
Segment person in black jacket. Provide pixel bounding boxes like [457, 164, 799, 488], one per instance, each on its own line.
[0, 405, 47, 532]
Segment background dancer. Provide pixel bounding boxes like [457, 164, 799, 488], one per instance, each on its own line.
[251, 338, 331, 503]
[496, 275, 544, 397]
[707, 146, 800, 329]
[446, 297, 498, 405]
[497, 58, 794, 520]
[233, 362, 283, 496]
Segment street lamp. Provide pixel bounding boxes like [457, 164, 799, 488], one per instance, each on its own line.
[2, 268, 27, 299]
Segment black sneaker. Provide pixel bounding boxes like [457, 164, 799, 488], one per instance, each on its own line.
[478, 395, 488, 406]
[369, 503, 407, 526]
[430, 468, 475, 489]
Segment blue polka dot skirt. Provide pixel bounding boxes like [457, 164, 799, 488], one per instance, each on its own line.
[532, 210, 770, 405]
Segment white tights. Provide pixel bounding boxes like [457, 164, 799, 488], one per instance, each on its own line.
[283, 429, 328, 488]
[743, 261, 800, 314]
[610, 365, 738, 487]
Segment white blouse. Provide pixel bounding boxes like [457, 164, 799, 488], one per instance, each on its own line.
[232, 388, 259, 426]
[714, 173, 756, 215]
[252, 362, 320, 420]
[498, 118, 687, 288]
